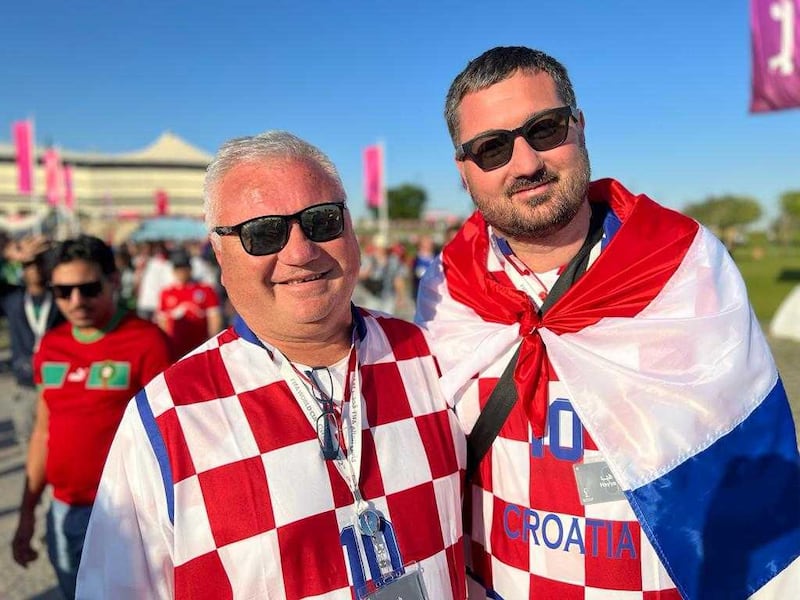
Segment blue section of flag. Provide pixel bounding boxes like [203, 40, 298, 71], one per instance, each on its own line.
[135, 389, 175, 525]
[627, 377, 800, 599]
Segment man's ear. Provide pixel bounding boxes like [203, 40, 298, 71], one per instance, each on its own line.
[107, 271, 122, 290]
[211, 240, 226, 288]
[456, 160, 469, 193]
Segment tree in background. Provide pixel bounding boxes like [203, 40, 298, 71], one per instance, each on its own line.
[387, 184, 427, 220]
[775, 190, 800, 246]
[683, 194, 762, 250]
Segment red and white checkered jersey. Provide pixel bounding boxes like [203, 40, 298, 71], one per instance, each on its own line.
[457, 345, 679, 599]
[416, 187, 681, 599]
[77, 310, 467, 599]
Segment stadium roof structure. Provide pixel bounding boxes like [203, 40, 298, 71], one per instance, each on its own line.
[0, 131, 212, 166]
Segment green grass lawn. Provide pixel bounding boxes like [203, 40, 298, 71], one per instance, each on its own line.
[733, 245, 800, 323]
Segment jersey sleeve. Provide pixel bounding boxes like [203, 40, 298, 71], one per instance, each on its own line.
[76, 398, 174, 599]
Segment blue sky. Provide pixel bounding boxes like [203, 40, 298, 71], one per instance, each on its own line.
[2, 0, 798, 224]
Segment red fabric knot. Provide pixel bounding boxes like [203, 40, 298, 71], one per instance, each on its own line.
[441, 179, 699, 441]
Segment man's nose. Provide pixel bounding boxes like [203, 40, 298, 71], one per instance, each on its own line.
[279, 221, 320, 264]
[507, 134, 545, 177]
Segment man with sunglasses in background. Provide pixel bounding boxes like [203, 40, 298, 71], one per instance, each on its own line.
[11, 235, 172, 600]
[77, 131, 466, 599]
[416, 46, 799, 599]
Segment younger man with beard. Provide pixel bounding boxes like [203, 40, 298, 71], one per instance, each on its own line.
[416, 46, 799, 599]
[11, 235, 171, 600]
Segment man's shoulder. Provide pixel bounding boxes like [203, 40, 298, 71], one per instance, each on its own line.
[39, 320, 75, 344]
[359, 309, 434, 358]
[114, 313, 171, 346]
[148, 335, 244, 404]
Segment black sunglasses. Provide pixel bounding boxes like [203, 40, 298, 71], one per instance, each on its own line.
[213, 202, 347, 256]
[52, 280, 104, 300]
[455, 106, 580, 171]
[307, 367, 341, 460]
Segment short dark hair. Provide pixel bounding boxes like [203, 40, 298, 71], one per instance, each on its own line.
[44, 235, 117, 282]
[444, 46, 577, 145]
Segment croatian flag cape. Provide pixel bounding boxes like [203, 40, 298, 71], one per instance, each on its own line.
[417, 179, 800, 598]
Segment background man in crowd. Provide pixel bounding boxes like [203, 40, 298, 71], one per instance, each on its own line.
[77, 131, 466, 599]
[10, 235, 172, 600]
[0, 247, 64, 443]
[156, 248, 223, 358]
[416, 46, 799, 599]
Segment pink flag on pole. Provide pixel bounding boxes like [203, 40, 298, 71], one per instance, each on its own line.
[363, 144, 383, 208]
[63, 165, 75, 211]
[44, 148, 64, 207]
[154, 189, 169, 215]
[751, 0, 800, 112]
[12, 121, 34, 194]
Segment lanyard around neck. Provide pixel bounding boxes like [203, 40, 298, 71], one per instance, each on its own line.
[23, 292, 52, 343]
[275, 343, 367, 511]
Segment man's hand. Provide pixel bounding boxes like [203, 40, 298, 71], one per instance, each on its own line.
[11, 512, 38, 567]
[4, 234, 50, 263]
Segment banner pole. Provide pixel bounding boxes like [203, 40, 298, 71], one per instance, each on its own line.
[378, 140, 389, 243]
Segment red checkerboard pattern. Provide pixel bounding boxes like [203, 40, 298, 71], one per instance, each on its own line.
[456, 341, 679, 599]
[142, 313, 466, 599]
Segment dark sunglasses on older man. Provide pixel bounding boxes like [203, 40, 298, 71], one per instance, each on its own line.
[455, 106, 581, 171]
[52, 280, 104, 300]
[213, 201, 347, 256]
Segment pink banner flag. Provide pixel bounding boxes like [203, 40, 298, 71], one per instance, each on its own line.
[154, 189, 169, 215]
[363, 144, 383, 208]
[751, 0, 800, 112]
[44, 148, 64, 207]
[63, 165, 75, 211]
[12, 121, 34, 194]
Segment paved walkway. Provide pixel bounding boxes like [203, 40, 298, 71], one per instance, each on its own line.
[0, 333, 798, 600]
[0, 367, 62, 600]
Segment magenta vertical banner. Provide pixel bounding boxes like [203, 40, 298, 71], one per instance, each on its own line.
[154, 189, 169, 215]
[13, 121, 34, 194]
[363, 144, 383, 209]
[751, 0, 800, 112]
[44, 148, 64, 207]
[63, 165, 75, 211]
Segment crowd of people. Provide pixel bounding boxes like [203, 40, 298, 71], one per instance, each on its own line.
[1, 44, 798, 600]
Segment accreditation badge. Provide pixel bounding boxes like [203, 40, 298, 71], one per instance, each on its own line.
[351, 507, 429, 600]
[362, 565, 428, 600]
[573, 460, 624, 505]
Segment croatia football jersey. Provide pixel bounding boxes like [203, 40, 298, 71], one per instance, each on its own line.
[457, 347, 679, 599]
[77, 310, 467, 599]
[33, 311, 172, 505]
[418, 208, 679, 598]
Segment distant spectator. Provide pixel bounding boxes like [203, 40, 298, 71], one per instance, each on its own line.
[358, 234, 409, 314]
[186, 240, 218, 287]
[113, 246, 137, 311]
[0, 249, 64, 442]
[411, 234, 436, 298]
[156, 249, 223, 358]
[135, 241, 174, 320]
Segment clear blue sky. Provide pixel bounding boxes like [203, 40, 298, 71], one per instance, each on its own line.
[2, 0, 798, 224]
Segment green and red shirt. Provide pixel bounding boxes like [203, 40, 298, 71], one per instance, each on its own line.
[34, 310, 172, 505]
